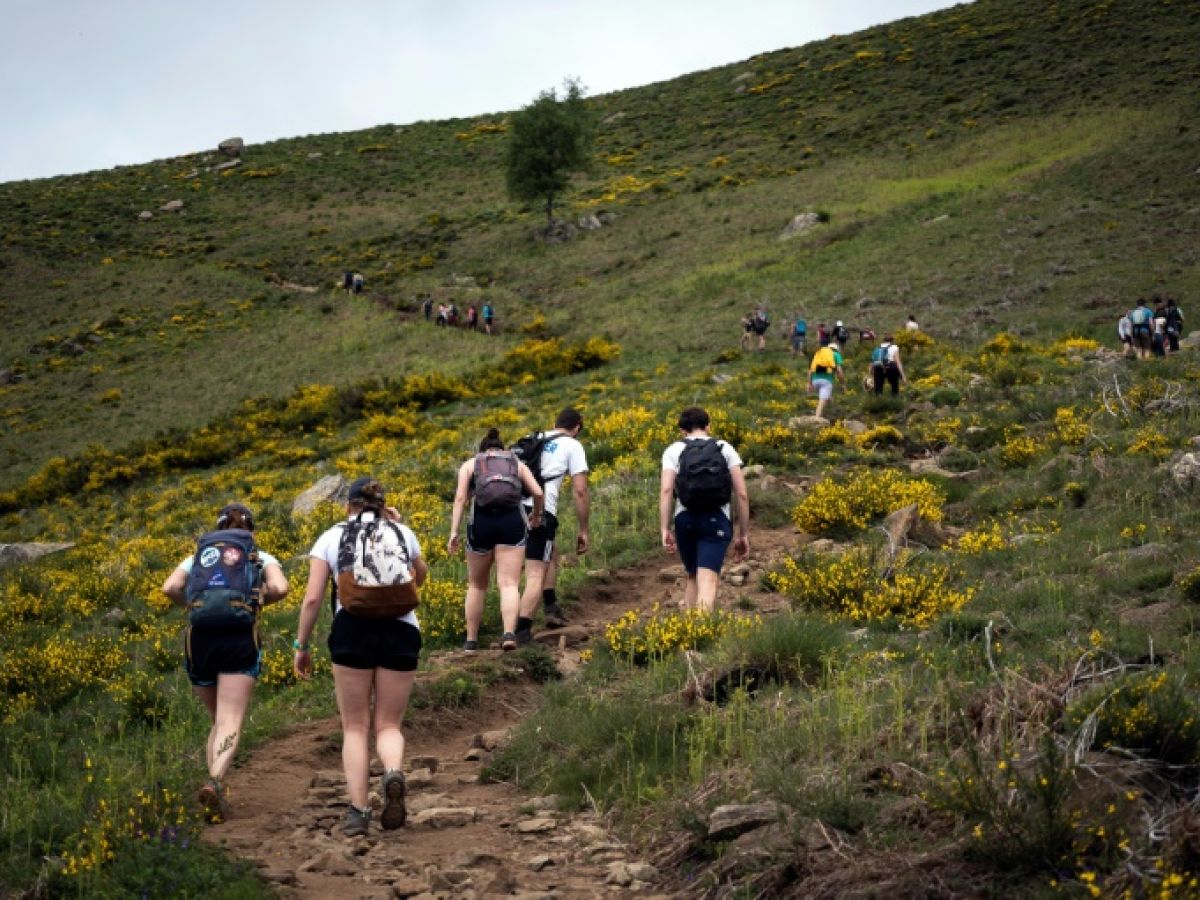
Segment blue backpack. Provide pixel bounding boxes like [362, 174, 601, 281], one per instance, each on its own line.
[185, 529, 263, 628]
[793, 319, 807, 335]
[871, 344, 888, 364]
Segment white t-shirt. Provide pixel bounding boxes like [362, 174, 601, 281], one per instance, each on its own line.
[309, 515, 421, 627]
[1118, 316, 1132, 339]
[524, 432, 588, 517]
[886, 343, 901, 364]
[662, 437, 743, 519]
[176, 548, 281, 574]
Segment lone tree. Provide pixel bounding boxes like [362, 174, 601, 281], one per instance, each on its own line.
[505, 79, 595, 234]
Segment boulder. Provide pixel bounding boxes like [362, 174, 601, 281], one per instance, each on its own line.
[472, 729, 511, 752]
[137, 210, 153, 221]
[788, 415, 829, 430]
[578, 213, 602, 230]
[707, 802, 783, 841]
[0, 543, 75, 569]
[159, 199, 184, 212]
[884, 503, 920, 551]
[218, 137, 244, 157]
[1172, 452, 1200, 489]
[606, 861, 660, 886]
[291, 474, 347, 518]
[711, 372, 733, 384]
[659, 564, 687, 582]
[1092, 542, 1170, 574]
[516, 817, 557, 834]
[842, 419, 868, 435]
[779, 212, 822, 241]
[1180, 332, 1200, 350]
[213, 159, 241, 172]
[597, 211, 617, 226]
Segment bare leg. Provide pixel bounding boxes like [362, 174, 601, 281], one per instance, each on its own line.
[494, 545, 524, 634]
[693, 568, 722, 613]
[207, 674, 255, 781]
[519, 559, 550, 619]
[333, 665, 375, 809]
[463, 550, 494, 641]
[373, 668, 415, 774]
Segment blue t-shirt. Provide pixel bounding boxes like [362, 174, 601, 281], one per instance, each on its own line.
[177, 549, 280, 574]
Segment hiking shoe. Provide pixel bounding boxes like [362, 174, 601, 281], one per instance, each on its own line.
[380, 769, 407, 830]
[462, 639, 478, 653]
[543, 603, 568, 628]
[342, 804, 371, 838]
[514, 627, 533, 646]
[198, 779, 228, 824]
[501, 631, 518, 652]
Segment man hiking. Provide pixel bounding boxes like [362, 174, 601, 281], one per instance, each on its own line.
[808, 341, 844, 420]
[870, 335, 906, 395]
[515, 408, 590, 644]
[790, 314, 808, 356]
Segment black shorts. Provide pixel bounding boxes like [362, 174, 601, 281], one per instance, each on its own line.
[328, 611, 421, 671]
[467, 505, 527, 553]
[185, 625, 261, 687]
[524, 511, 559, 563]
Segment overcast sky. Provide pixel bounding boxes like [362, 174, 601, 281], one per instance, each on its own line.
[0, 0, 962, 183]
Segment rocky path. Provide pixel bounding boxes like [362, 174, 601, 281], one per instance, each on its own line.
[205, 520, 800, 898]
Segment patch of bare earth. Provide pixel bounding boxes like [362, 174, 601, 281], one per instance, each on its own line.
[205, 521, 803, 897]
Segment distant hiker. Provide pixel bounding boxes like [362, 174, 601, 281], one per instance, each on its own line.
[448, 303, 460, 327]
[740, 312, 755, 351]
[1117, 312, 1133, 357]
[1152, 301, 1168, 357]
[352, 273, 365, 295]
[466, 304, 479, 331]
[436, 303, 448, 327]
[871, 335, 906, 395]
[808, 342, 844, 420]
[859, 327, 876, 344]
[161, 503, 289, 823]
[514, 408, 590, 644]
[659, 406, 750, 613]
[482, 302, 495, 334]
[832, 320, 850, 351]
[448, 430, 544, 652]
[1166, 297, 1184, 353]
[791, 314, 808, 356]
[905, 315, 920, 332]
[753, 307, 770, 351]
[1129, 298, 1153, 359]
[422, 296, 433, 321]
[343, 271, 354, 294]
[293, 477, 428, 837]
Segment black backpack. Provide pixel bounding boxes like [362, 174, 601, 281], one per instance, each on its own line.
[185, 529, 263, 628]
[675, 438, 732, 513]
[512, 431, 558, 486]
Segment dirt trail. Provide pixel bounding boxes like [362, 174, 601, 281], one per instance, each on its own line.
[206, 521, 800, 898]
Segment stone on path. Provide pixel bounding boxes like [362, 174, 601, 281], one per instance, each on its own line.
[707, 802, 783, 841]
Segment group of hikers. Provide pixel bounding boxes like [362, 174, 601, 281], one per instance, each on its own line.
[740, 308, 919, 419]
[1118, 295, 1185, 359]
[421, 296, 496, 333]
[162, 405, 750, 837]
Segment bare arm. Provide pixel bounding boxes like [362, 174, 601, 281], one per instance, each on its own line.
[260, 562, 289, 605]
[411, 555, 428, 587]
[448, 460, 473, 553]
[571, 472, 590, 553]
[293, 557, 329, 679]
[518, 463, 544, 526]
[162, 567, 188, 605]
[659, 467, 677, 552]
[729, 465, 751, 561]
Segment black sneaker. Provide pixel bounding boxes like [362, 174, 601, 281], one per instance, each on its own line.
[462, 639, 478, 653]
[501, 631, 518, 652]
[342, 804, 370, 837]
[380, 769, 407, 830]
[515, 627, 533, 646]
[543, 603, 568, 628]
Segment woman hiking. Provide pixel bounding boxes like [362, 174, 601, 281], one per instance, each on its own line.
[162, 502, 289, 823]
[449, 429, 544, 652]
[292, 477, 428, 837]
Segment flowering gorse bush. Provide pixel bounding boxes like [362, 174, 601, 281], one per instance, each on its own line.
[1066, 670, 1200, 765]
[792, 467, 944, 536]
[602, 605, 759, 664]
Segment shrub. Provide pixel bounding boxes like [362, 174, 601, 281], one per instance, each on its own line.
[791, 467, 944, 536]
[1176, 567, 1200, 603]
[601, 606, 759, 664]
[1066, 670, 1200, 765]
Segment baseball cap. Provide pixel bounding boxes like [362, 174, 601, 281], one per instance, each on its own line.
[347, 476, 386, 505]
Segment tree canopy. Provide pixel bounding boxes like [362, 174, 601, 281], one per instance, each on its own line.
[505, 79, 595, 232]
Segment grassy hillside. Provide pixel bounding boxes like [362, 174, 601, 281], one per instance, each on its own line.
[1, 0, 1197, 487]
[3, 0, 1200, 895]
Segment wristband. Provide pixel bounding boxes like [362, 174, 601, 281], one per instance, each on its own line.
[293, 639, 310, 652]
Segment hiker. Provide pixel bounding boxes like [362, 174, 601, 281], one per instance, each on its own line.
[753, 307, 770, 351]
[436, 303, 448, 327]
[352, 273, 365, 295]
[466, 304, 479, 331]
[293, 477, 428, 838]
[515, 408, 590, 644]
[161, 503, 289, 823]
[1117, 311, 1133, 357]
[816, 323, 830, 347]
[905, 315, 920, 332]
[482, 302, 495, 334]
[808, 341, 844, 419]
[659, 406, 750, 613]
[1166, 297, 1184, 353]
[422, 296, 433, 321]
[790, 314, 808, 356]
[1129, 298, 1153, 359]
[448, 429, 544, 652]
[859, 327, 876, 344]
[1152, 300, 1168, 357]
[447, 303, 460, 327]
[740, 312, 755, 351]
[832, 320, 850, 351]
[871, 335, 906, 395]
[343, 271, 354, 294]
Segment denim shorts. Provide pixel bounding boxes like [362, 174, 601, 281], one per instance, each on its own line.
[185, 625, 262, 687]
[673, 509, 733, 575]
